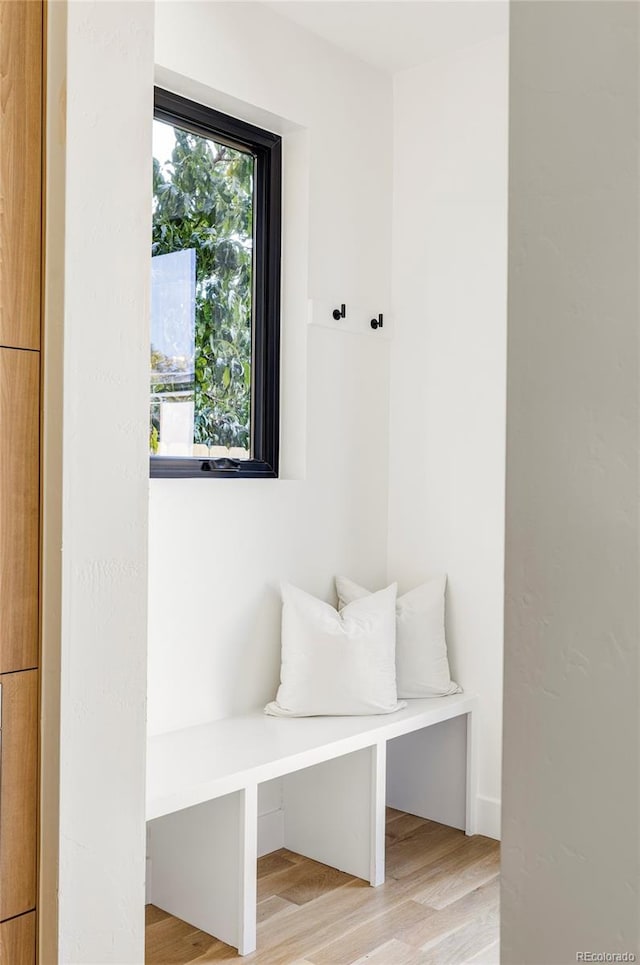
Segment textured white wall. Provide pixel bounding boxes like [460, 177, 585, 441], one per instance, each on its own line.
[149, 1, 393, 735]
[502, 2, 640, 960]
[388, 26, 509, 839]
[47, 2, 154, 961]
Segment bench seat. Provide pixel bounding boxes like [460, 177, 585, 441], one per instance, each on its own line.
[146, 693, 477, 955]
[147, 692, 476, 820]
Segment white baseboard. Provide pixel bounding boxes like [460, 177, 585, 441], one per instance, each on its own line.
[475, 795, 501, 840]
[258, 807, 285, 857]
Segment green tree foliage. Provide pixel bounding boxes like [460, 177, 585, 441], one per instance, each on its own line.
[152, 125, 254, 449]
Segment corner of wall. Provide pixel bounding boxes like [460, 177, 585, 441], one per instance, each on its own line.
[40, 0, 67, 958]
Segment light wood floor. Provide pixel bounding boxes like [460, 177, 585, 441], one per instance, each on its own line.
[146, 808, 500, 965]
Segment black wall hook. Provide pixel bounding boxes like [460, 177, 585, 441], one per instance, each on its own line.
[332, 304, 346, 321]
[371, 314, 384, 330]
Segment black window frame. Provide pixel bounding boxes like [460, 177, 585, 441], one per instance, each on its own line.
[150, 88, 281, 479]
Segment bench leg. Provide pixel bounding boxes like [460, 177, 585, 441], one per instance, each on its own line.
[282, 742, 386, 886]
[465, 709, 478, 836]
[370, 740, 387, 885]
[148, 784, 258, 955]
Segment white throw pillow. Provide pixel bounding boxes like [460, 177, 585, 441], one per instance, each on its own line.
[335, 576, 461, 699]
[265, 582, 405, 717]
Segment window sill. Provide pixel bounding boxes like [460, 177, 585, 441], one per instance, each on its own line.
[149, 456, 278, 479]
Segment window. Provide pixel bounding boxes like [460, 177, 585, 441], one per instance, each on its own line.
[150, 88, 281, 478]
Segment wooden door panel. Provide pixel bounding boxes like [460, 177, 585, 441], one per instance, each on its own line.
[0, 0, 42, 953]
[0, 670, 38, 921]
[0, 912, 36, 965]
[0, 0, 42, 351]
[0, 349, 39, 674]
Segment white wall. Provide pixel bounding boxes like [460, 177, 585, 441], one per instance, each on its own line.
[43, 2, 154, 962]
[150, 3, 509, 844]
[502, 2, 640, 960]
[149, 2, 393, 740]
[387, 27, 509, 839]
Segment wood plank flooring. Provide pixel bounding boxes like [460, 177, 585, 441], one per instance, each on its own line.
[146, 809, 500, 965]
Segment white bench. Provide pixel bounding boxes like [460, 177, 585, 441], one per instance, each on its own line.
[146, 692, 477, 956]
